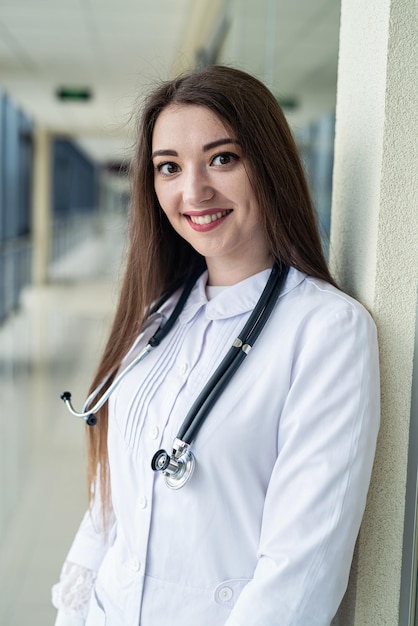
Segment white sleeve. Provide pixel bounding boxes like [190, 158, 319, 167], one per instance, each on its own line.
[225, 302, 380, 625]
[64, 503, 115, 571]
[52, 561, 96, 624]
[52, 494, 116, 621]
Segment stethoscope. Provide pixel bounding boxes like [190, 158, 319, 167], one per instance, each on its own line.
[61, 261, 288, 489]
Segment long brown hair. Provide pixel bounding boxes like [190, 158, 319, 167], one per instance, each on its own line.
[87, 65, 336, 519]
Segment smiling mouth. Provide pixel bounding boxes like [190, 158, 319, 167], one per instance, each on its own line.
[187, 210, 232, 225]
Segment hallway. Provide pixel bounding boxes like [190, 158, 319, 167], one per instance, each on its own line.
[0, 214, 125, 625]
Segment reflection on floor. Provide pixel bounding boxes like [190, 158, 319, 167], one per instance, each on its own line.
[0, 215, 125, 625]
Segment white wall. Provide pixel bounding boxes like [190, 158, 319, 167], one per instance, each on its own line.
[330, 0, 418, 622]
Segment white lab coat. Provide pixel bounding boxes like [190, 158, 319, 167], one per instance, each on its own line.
[63, 267, 380, 626]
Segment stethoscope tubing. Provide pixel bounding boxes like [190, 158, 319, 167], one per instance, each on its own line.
[62, 259, 289, 488]
[61, 259, 287, 445]
[61, 343, 153, 420]
[148, 261, 206, 348]
[177, 263, 288, 444]
[61, 261, 207, 421]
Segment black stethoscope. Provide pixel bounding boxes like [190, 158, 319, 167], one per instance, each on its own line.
[61, 262, 288, 489]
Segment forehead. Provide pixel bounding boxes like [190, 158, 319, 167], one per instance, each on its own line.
[152, 104, 232, 148]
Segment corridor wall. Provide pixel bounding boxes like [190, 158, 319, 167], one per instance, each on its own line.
[50, 138, 99, 263]
[0, 89, 33, 323]
[0, 97, 99, 323]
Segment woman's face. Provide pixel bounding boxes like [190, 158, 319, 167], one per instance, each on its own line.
[151, 104, 271, 285]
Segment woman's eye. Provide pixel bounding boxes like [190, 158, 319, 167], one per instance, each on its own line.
[211, 152, 239, 167]
[156, 162, 180, 176]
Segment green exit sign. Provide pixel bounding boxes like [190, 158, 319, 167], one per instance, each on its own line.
[56, 88, 92, 101]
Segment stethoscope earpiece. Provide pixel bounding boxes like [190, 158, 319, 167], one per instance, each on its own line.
[60, 391, 97, 426]
[85, 414, 97, 426]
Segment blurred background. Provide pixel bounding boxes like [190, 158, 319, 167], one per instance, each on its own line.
[0, 1, 341, 623]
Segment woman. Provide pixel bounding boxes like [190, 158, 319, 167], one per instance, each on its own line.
[53, 65, 380, 625]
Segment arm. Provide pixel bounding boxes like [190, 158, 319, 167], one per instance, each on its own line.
[52, 559, 97, 626]
[52, 494, 116, 624]
[225, 302, 380, 626]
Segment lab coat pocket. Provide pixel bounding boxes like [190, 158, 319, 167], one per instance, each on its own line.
[85, 588, 106, 626]
[214, 578, 251, 609]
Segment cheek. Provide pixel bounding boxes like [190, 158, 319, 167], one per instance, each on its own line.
[155, 191, 180, 232]
[154, 182, 175, 216]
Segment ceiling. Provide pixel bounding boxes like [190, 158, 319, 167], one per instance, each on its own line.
[0, 0, 341, 165]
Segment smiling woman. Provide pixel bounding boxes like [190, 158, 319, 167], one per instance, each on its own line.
[52, 65, 380, 626]
[152, 104, 269, 285]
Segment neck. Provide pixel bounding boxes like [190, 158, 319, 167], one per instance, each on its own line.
[206, 255, 274, 286]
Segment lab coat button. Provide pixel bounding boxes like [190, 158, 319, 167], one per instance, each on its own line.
[218, 586, 233, 602]
[138, 495, 147, 509]
[150, 426, 159, 440]
[128, 558, 141, 572]
[178, 362, 188, 375]
[215, 579, 249, 606]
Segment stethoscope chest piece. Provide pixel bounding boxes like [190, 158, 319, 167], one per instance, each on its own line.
[151, 439, 195, 490]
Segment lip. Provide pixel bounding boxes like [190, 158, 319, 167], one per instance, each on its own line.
[184, 209, 232, 232]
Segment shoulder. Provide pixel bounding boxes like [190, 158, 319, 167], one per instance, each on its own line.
[278, 268, 377, 341]
[285, 267, 373, 315]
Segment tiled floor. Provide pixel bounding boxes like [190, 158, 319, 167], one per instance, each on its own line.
[0, 214, 125, 625]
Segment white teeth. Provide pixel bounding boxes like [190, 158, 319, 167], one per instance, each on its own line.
[189, 210, 229, 225]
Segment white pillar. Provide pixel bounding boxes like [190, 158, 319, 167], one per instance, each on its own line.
[330, 0, 418, 623]
[32, 127, 52, 285]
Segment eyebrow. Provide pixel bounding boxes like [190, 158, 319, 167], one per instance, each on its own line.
[151, 137, 239, 160]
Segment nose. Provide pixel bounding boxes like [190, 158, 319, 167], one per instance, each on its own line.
[182, 166, 214, 205]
